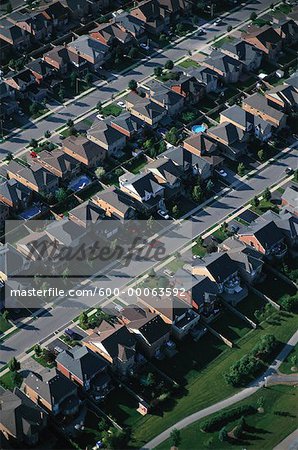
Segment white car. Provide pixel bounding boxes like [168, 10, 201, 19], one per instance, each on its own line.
[157, 209, 170, 219]
[218, 169, 228, 177]
[96, 114, 104, 120]
[117, 101, 125, 108]
[140, 43, 150, 51]
[163, 269, 174, 278]
[215, 18, 223, 25]
[54, 346, 63, 354]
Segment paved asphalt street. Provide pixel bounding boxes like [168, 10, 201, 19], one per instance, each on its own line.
[0, 146, 297, 368]
[143, 330, 298, 449]
[0, 0, 275, 158]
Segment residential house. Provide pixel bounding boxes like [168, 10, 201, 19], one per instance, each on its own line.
[192, 252, 248, 303]
[219, 237, 264, 284]
[281, 185, 298, 216]
[242, 93, 288, 128]
[274, 19, 298, 44]
[61, 0, 89, 19]
[109, 112, 143, 138]
[23, 370, 79, 416]
[62, 135, 107, 167]
[36, 148, 80, 179]
[92, 186, 136, 220]
[253, 210, 298, 249]
[90, 23, 135, 47]
[0, 203, 9, 227]
[183, 133, 218, 157]
[190, 67, 219, 93]
[165, 74, 205, 104]
[0, 179, 32, 211]
[237, 219, 287, 258]
[87, 120, 126, 157]
[202, 51, 243, 84]
[6, 160, 59, 194]
[0, 18, 31, 49]
[7, 10, 53, 40]
[242, 25, 282, 61]
[115, 14, 146, 41]
[207, 122, 247, 160]
[0, 243, 30, 283]
[130, 0, 170, 35]
[158, 145, 223, 179]
[220, 105, 273, 141]
[67, 35, 109, 71]
[173, 268, 220, 319]
[136, 291, 201, 340]
[0, 81, 18, 119]
[56, 345, 111, 399]
[26, 58, 54, 84]
[83, 321, 137, 376]
[68, 200, 104, 228]
[43, 45, 89, 75]
[145, 158, 181, 193]
[4, 69, 36, 98]
[265, 84, 298, 112]
[41, 1, 69, 29]
[126, 311, 171, 358]
[144, 79, 185, 115]
[0, 388, 47, 446]
[220, 39, 263, 72]
[119, 171, 165, 211]
[125, 92, 167, 127]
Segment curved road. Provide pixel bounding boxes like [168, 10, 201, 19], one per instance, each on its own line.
[142, 330, 298, 449]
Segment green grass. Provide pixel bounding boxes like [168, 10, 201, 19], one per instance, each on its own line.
[0, 315, 12, 334]
[178, 59, 199, 69]
[0, 370, 22, 390]
[166, 258, 185, 273]
[102, 103, 122, 117]
[213, 36, 235, 48]
[211, 310, 251, 343]
[32, 353, 55, 368]
[257, 272, 296, 303]
[251, 199, 279, 215]
[155, 385, 297, 450]
[212, 227, 230, 243]
[279, 344, 298, 374]
[237, 292, 269, 323]
[128, 310, 297, 447]
[101, 386, 140, 427]
[192, 242, 207, 257]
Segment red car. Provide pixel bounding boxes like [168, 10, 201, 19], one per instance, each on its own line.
[30, 151, 38, 158]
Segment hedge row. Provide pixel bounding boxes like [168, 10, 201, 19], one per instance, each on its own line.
[201, 405, 257, 432]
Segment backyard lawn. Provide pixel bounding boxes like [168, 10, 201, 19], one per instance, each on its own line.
[155, 385, 297, 450]
[236, 292, 270, 323]
[101, 386, 140, 427]
[211, 309, 251, 343]
[257, 271, 296, 303]
[128, 309, 297, 447]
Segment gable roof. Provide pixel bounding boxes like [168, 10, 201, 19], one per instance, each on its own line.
[204, 51, 243, 74]
[282, 185, 298, 209]
[115, 13, 145, 35]
[221, 39, 263, 65]
[67, 35, 108, 61]
[26, 58, 53, 77]
[63, 135, 107, 161]
[265, 84, 298, 108]
[110, 112, 142, 135]
[83, 322, 136, 361]
[93, 186, 135, 218]
[184, 132, 218, 154]
[0, 388, 45, 441]
[6, 160, 58, 190]
[0, 179, 31, 207]
[193, 252, 239, 282]
[88, 120, 125, 146]
[23, 370, 77, 405]
[120, 171, 164, 197]
[145, 158, 181, 185]
[69, 200, 104, 226]
[220, 104, 273, 133]
[242, 93, 286, 124]
[238, 220, 285, 248]
[243, 25, 282, 47]
[208, 121, 245, 145]
[56, 345, 108, 382]
[129, 313, 170, 344]
[37, 149, 79, 175]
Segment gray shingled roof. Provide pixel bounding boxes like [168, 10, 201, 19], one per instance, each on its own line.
[243, 93, 286, 122]
[24, 370, 77, 405]
[221, 105, 273, 133]
[193, 252, 239, 282]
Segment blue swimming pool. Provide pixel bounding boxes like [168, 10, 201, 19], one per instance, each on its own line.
[192, 124, 206, 134]
[69, 175, 92, 192]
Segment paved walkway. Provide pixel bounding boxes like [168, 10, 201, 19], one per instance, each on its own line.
[142, 330, 298, 449]
[274, 429, 298, 450]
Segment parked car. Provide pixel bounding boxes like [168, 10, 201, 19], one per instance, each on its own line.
[96, 114, 104, 120]
[117, 101, 125, 108]
[217, 169, 228, 177]
[140, 43, 150, 51]
[64, 328, 76, 339]
[163, 269, 174, 277]
[197, 28, 206, 35]
[54, 346, 64, 354]
[285, 167, 293, 175]
[30, 151, 38, 158]
[215, 18, 223, 25]
[157, 209, 170, 219]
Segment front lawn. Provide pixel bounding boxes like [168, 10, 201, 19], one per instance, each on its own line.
[0, 315, 12, 334]
[178, 59, 199, 69]
[129, 310, 297, 447]
[213, 36, 235, 49]
[156, 385, 297, 450]
[0, 370, 22, 391]
[102, 103, 123, 117]
[192, 241, 207, 257]
[250, 199, 279, 215]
